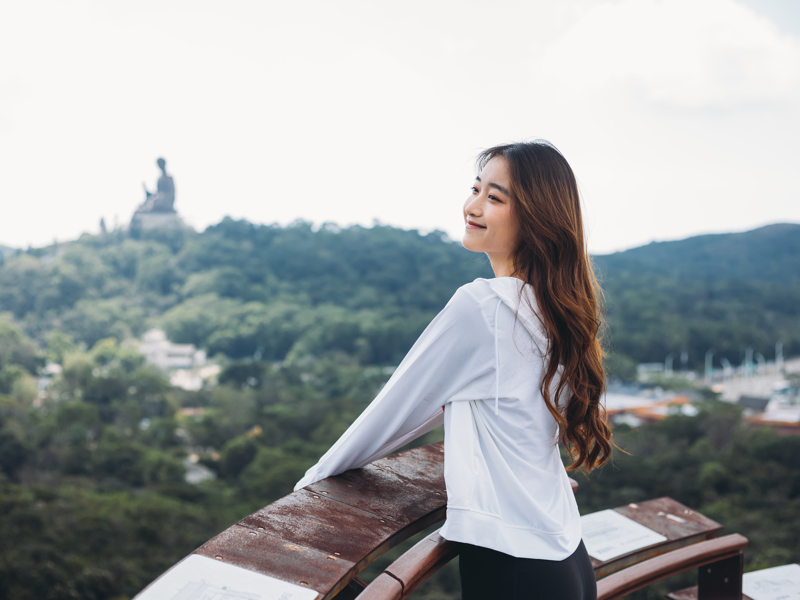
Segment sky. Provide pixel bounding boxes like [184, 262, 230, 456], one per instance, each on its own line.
[1, 0, 799, 254]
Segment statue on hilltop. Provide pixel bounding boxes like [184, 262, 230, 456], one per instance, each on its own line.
[138, 157, 176, 213]
[130, 157, 184, 233]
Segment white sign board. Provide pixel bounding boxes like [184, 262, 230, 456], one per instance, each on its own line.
[743, 564, 800, 600]
[135, 554, 319, 600]
[580, 509, 667, 562]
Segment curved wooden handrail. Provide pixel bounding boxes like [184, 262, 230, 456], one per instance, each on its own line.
[596, 534, 748, 600]
[137, 442, 577, 600]
[358, 529, 457, 600]
[137, 433, 736, 600]
[359, 498, 731, 600]
[360, 533, 748, 600]
[135, 433, 745, 600]
[133, 435, 610, 600]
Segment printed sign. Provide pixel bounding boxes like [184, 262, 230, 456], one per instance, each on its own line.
[135, 554, 319, 600]
[743, 564, 800, 600]
[581, 509, 667, 562]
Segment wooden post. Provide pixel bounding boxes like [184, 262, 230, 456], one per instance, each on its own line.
[698, 553, 743, 600]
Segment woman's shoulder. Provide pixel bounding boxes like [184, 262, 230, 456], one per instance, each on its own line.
[431, 279, 499, 335]
[446, 278, 516, 332]
[459, 277, 547, 343]
[458, 277, 535, 309]
[458, 277, 496, 300]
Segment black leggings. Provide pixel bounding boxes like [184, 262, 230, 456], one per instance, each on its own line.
[459, 540, 596, 600]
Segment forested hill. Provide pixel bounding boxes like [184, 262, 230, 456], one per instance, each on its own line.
[596, 223, 800, 284]
[0, 220, 492, 367]
[594, 223, 800, 373]
[0, 219, 798, 373]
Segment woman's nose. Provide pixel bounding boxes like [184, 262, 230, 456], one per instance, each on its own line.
[464, 196, 482, 216]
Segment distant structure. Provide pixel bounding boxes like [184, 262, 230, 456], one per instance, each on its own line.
[140, 329, 206, 371]
[130, 157, 184, 231]
[139, 329, 220, 391]
[603, 387, 699, 427]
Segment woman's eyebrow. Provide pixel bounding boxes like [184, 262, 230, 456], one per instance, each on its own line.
[476, 175, 510, 197]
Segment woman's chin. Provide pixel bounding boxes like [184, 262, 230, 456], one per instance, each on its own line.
[461, 234, 483, 253]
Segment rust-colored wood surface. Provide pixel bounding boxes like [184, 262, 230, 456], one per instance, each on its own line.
[136, 432, 734, 600]
[596, 534, 748, 600]
[358, 574, 404, 600]
[593, 497, 723, 578]
[195, 523, 355, 593]
[205, 442, 449, 599]
[134, 440, 577, 600]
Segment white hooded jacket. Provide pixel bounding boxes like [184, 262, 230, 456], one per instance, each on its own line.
[294, 277, 582, 560]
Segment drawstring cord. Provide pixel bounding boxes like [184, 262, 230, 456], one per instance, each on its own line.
[494, 299, 502, 415]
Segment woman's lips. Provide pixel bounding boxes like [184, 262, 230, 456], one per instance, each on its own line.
[466, 221, 486, 229]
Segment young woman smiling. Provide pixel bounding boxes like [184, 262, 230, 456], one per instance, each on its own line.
[296, 141, 610, 600]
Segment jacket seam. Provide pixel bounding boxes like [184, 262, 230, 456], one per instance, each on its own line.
[493, 298, 502, 415]
[446, 506, 567, 534]
[459, 283, 499, 334]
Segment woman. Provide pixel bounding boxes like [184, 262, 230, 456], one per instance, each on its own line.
[295, 140, 611, 600]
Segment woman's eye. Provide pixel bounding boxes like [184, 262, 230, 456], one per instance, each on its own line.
[470, 186, 479, 194]
[488, 194, 501, 202]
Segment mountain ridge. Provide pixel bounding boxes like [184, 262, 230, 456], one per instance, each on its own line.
[0, 218, 798, 371]
[595, 223, 800, 284]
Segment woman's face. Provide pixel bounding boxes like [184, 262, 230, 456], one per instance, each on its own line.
[462, 156, 519, 275]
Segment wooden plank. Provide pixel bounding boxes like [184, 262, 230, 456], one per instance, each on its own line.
[240, 490, 401, 565]
[360, 497, 729, 599]
[596, 534, 747, 600]
[383, 530, 460, 598]
[304, 446, 446, 529]
[613, 497, 722, 541]
[133, 441, 628, 600]
[194, 524, 354, 599]
[592, 497, 724, 578]
[360, 574, 403, 600]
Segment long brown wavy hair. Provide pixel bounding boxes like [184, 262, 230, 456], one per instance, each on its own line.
[477, 141, 612, 472]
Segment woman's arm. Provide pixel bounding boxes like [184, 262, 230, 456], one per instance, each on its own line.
[294, 286, 495, 490]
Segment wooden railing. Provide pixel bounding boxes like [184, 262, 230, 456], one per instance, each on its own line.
[134, 442, 747, 600]
[357, 496, 746, 600]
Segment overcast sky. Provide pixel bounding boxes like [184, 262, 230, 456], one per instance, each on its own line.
[2, 0, 799, 254]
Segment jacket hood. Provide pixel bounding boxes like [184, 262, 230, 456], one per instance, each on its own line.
[475, 277, 553, 416]
[484, 277, 549, 351]
[483, 277, 572, 415]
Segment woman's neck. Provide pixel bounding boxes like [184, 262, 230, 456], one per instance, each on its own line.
[488, 253, 521, 279]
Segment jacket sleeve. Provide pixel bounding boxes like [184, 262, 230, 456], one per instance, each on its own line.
[295, 286, 495, 489]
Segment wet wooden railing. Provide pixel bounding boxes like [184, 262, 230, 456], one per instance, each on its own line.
[136, 442, 453, 599]
[134, 442, 747, 600]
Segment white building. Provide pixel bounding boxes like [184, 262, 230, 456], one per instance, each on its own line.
[140, 329, 206, 370]
[139, 329, 219, 390]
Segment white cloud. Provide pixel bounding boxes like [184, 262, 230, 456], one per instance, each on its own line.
[0, 0, 797, 253]
[536, 0, 800, 108]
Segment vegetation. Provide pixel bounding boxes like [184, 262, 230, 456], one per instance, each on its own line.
[0, 220, 798, 599]
[596, 223, 800, 371]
